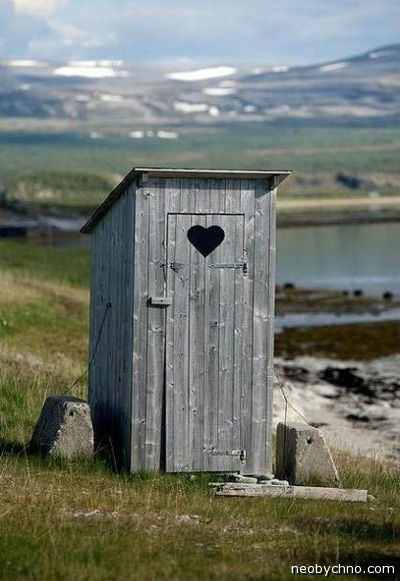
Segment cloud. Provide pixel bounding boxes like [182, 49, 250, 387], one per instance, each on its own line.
[0, 0, 55, 58]
[1, 0, 399, 63]
[12, 0, 67, 16]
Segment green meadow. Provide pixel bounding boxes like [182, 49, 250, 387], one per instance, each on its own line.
[0, 240, 399, 580]
[1, 124, 399, 207]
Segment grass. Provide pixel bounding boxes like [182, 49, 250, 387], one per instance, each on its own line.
[0, 124, 399, 196]
[0, 240, 90, 287]
[0, 441, 399, 579]
[5, 171, 118, 209]
[0, 240, 399, 580]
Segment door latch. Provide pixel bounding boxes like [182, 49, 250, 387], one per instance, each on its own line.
[206, 448, 247, 464]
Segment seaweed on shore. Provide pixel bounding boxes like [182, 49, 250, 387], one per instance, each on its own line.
[275, 320, 400, 360]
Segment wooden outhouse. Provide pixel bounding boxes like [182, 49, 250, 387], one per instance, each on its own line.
[82, 168, 290, 473]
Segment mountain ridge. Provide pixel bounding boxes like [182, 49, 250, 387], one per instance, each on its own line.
[0, 44, 399, 130]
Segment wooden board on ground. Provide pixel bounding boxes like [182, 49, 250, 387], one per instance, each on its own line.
[213, 483, 368, 502]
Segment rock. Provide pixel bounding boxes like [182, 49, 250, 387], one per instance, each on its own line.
[319, 367, 375, 398]
[268, 479, 289, 486]
[282, 365, 309, 382]
[275, 422, 340, 486]
[30, 395, 93, 459]
[250, 473, 275, 482]
[231, 474, 258, 484]
[313, 384, 340, 399]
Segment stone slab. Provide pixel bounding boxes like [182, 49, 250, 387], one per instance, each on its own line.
[275, 421, 340, 485]
[30, 395, 93, 458]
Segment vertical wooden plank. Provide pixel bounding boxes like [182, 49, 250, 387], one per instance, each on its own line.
[188, 177, 210, 470]
[88, 226, 103, 446]
[114, 193, 131, 469]
[232, 213, 245, 467]
[193, 178, 209, 213]
[225, 178, 241, 214]
[165, 213, 176, 471]
[265, 182, 277, 469]
[120, 187, 135, 471]
[203, 179, 225, 471]
[164, 178, 180, 470]
[251, 179, 272, 474]
[166, 213, 192, 471]
[179, 177, 192, 212]
[131, 185, 149, 471]
[145, 178, 166, 471]
[89, 212, 112, 454]
[165, 177, 181, 214]
[109, 203, 118, 463]
[187, 212, 206, 471]
[100, 214, 112, 452]
[240, 179, 256, 473]
[216, 214, 236, 470]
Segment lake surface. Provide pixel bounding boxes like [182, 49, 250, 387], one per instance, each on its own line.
[276, 222, 400, 297]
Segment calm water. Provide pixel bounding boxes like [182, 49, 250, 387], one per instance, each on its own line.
[276, 222, 400, 297]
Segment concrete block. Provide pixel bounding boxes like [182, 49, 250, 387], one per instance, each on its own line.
[275, 422, 340, 486]
[31, 396, 94, 459]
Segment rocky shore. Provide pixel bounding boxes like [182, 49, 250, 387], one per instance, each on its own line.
[274, 354, 400, 463]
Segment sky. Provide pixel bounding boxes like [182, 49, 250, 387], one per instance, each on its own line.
[1, 0, 399, 66]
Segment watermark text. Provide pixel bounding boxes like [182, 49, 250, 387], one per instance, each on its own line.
[292, 564, 395, 577]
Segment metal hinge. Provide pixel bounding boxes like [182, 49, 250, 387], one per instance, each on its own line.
[208, 262, 248, 274]
[206, 448, 247, 463]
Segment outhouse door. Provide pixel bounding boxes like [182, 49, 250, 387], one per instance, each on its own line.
[165, 213, 248, 472]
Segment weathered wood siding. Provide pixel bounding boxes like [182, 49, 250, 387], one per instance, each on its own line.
[88, 173, 277, 474]
[88, 183, 135, 470]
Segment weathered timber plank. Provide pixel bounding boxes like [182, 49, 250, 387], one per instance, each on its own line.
[188, 214, 206, 470]
[232, 212, 245, 464]
[217, 215, 237, 471]
[265, 185, 277, 467]
[214, 484, 368, 502]
[145, 181, 166, 470]
[205, 181, 226, 471]
[251, 180, 272, 474]
[166, 213, 191, 471]
[225, 178, 240, 213]
[121, 188, 135, 470]
[193, 178, 209, 213]
[240, 179, 255, 473]
[131, 186, 149, 471]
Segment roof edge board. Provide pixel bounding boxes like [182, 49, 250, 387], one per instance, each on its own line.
[81, 168, 291, 233]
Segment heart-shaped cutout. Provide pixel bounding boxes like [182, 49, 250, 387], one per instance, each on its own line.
[187, 225, 225, 257]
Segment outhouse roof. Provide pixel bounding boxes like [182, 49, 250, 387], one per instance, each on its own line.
[81, 167, 291, 233]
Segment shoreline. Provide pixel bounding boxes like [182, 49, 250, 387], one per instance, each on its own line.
[0, 195, 399, 235]
[277, 195, 400, 227]
[274, 354, 400, 463]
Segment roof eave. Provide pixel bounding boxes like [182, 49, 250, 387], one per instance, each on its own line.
[81, 167, 291, 234]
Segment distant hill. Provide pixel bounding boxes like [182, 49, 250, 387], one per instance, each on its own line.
[0, 44, 399, 132]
